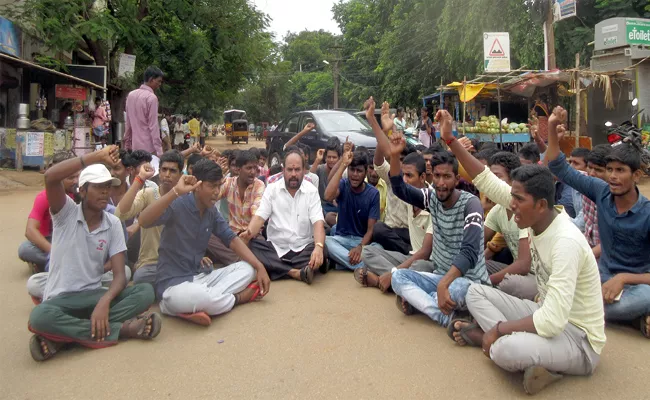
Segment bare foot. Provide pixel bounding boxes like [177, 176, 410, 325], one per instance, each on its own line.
[395, 296, 415, 315]
[119, 315, 153, 339]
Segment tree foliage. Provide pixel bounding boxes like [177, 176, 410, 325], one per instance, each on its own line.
[2, 0, 273, 118]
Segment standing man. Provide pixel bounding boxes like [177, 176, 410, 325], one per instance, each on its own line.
[160, 114, 171, 152]
[200, 118, 208, 147]
[244, 149, 326, 284]
[27, 146, 161, 362]
[188, 115, 200, 147]
[124, 66, 164, 157]
[417, 107, 434, 148]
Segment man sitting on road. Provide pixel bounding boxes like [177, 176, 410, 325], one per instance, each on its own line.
[311, 138, 341, 223]
[18, 152, 78, 273]
[359, 152, 433, 292]
[480, 151, 535, 301]
[324, 149, 381, 270]
[443, 109, 605, 394]
[205, 150, 265, 268]
[115, 150, 183, 284]
[243, 148, 327, 284]
[580, 144, 612, 260]
[27, 146, 161, 362]
[137, 158, 271, 327]
[545, 106, 650, 338]
[388, 130, 489, 328]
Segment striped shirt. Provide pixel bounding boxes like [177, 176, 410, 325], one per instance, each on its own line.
[390, 174, 489, 284]
[216, 176, 265, 233]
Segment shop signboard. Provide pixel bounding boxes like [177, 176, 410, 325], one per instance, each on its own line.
[0, 16, 21, 57]
[118, 53, 136, 78]
[55, 85, 87, 101]
[25, 131, 44, 157]
[626, 19, 650, 46]
[483, 32, 510, 73]
[553, 0, 577, 23]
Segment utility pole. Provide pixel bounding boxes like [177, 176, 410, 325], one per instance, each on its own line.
[544, 0, 557, 70]
[328, 45, 343, 109]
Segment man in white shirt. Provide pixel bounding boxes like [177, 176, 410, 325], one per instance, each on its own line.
[160, 114, 170, 151]
[440, 110, 605, 395]
[243, 148, 327, 284]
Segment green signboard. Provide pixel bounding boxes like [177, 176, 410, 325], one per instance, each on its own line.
[627, 19, 650, 46]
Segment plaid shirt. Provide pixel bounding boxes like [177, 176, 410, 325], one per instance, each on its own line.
[217, 176, 265, 233]
[582, 194, 599, 247]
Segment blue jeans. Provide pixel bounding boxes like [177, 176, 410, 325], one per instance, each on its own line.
[601, 266, 650, 321]
[391, 269, 473, 327]
[325, 235, 381, 270]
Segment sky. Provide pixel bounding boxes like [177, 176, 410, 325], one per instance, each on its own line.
[252, 0, 341, 42]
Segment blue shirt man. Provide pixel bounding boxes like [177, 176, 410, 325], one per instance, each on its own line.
[324, 151, 381, 270]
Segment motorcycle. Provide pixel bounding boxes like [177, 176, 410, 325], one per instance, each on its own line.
[605, 98, 650, 174]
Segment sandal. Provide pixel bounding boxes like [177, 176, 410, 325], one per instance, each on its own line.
[395, 296, 415, 316]
[122, 312, 162, 339]
[29, 334, 61, 361]
[447, 318, 481, 347]
[247, 281, 261, 302]
[177, 312, 211, 327]
[354, 267, 368, 286]
[300, 266, 314, 285]
[641, 313, 650, 338]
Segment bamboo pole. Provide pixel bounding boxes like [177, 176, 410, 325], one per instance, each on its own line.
[574, 53, 580, 148]
[462, 76, 467, 135]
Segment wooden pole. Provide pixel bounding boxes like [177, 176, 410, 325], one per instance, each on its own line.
[497, 78, 503, 147]
[574, 53, 581, 148]
[16, 131, 23, 172]
[545, 1, 557, 70]
[439, 77, 444, 112]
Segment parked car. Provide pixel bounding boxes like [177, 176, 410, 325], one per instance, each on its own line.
[266, 110, 378, 168]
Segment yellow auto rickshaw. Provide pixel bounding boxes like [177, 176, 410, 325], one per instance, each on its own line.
[223, 109, 248, 144]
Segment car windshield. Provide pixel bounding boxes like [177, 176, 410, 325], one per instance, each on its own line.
[314, 112, 371, 132]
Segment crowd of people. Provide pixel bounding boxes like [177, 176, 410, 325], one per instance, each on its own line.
[16, 93, 650, 395]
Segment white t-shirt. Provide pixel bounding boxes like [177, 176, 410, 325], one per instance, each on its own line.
[44, 197, 127, 301]
[473, 167, 606, 355]
[256, 179, 324, 257]
[484, 204, 528, 261]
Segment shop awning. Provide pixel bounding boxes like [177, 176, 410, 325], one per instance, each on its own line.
[0, 52, 105, 90]
[446, 82, 499, 102]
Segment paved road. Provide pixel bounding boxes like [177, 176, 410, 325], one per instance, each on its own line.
[0, 143, 648, 398]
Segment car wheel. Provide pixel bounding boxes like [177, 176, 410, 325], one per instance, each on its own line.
[269, 152, 281, 168]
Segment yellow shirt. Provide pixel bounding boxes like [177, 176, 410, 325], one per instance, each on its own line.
[367, 177, 387, 222]
[188, 118, 200, 137]
[114, 187, 163, 270]
[472, 167, 606, 354]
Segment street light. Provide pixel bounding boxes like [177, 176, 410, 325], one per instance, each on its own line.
[322, 60, 330, 65]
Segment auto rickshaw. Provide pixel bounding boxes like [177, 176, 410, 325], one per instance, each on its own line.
[223, 109, 248, 143]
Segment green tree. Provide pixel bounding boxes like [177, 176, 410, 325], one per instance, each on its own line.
[3, 0, 273, 118]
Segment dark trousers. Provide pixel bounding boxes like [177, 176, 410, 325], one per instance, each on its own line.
[371, 222, 411, 255]
[250, 238, 324, 280]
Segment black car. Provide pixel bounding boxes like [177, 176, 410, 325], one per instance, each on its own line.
[266, 110, 377, 168]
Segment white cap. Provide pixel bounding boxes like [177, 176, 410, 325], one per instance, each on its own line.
[79, 164, 121, 187]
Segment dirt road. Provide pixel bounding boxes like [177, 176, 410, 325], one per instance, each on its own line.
[0, 140, 648, 398]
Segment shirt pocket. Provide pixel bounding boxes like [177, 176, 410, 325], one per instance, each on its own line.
[296, 201, 312, 239]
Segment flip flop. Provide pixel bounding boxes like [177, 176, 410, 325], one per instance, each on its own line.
[247, 281, 261, 302]
[29, 334, 60, 362]
[447, 318, 481, 347]
[123, 312, 164, 337]
[395, 296, 415, 315]
[300, 266, 314, 285]
[177, 311, 212, 327]
[354, 267, 368, 286]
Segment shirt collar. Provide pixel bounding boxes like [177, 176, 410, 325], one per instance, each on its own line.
[139, 84, 154, 93]
[609, 187, 647, 214]
[76, 203, 111, 231]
